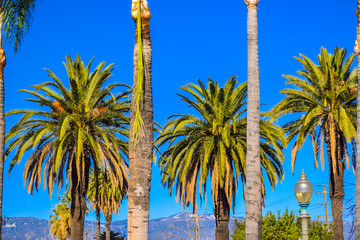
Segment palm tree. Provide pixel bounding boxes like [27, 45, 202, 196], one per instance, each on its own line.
[128, 0, 154, 239]
[87, 149, 128, 240]
[244, 0, 261, 239]
[50, 193, 71, 240]
[5, 55, 130, 240]
[156, 77, 285, 240]
[88, 169, 127, 240]
[354, 2, 360, 238]
[0, 1, 40, 235]
[272, 47, 357, 240]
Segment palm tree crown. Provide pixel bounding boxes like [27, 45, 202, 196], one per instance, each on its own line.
[49, 193, 71, 240]
[6, 55, 130, 195]
[5, 55, 130, 240]
[2, 0, 38, 51]
[157, 77, 285, 211]
[272, 47, 357, 173]
[271, 47, 357, 240]
[88, 168, 127, 240]
[88, 168, 127, 216]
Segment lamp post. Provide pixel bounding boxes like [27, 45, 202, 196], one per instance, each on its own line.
[295, 170, 313, 240]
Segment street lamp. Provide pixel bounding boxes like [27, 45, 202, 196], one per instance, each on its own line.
[295, 169, 313, 240]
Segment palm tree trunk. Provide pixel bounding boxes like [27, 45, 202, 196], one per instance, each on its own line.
[326, 133, 344, 240]
[329, 165, 344, 240]
[95, 166, 101, 240]
[355, 2, 360, 238]
[356, 58, 360, 240]
[0, 9, 5, 240]
[105, 212, 112, 240]
[127, 1, 153, 239]
[96, 205, 101, 240]
[214, 188, 230, 240]
[70, 157, 90, 240]
[0, 47, 5, 240]
[244, 1, 261, 239]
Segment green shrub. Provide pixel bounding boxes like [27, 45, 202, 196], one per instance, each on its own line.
[231, 208, 332, 240]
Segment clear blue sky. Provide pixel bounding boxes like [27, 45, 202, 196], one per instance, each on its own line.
[2, 0, 357, 224]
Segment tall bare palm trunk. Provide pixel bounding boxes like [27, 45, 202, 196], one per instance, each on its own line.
[0, 48, 5, 240]
[244, 0, 261, 239]
[70, 158, 90, 240]
[127, 1, 153, 239]
[355, 2, 360, 238]
[105, 213, 112, 240]
[214, 188, 230, 240]
[96, 205, 101, 240]
[0, 9, 5, 240]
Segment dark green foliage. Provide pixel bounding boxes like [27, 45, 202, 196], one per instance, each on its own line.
[308, 220, 333, 240]
[156, 77, 285, 210]
[271, 47, 357, 173]
[99, 230, 125, 240]
[231, 209, 333, 240]
[88, 168, 127, 216]
[49, 193, 71, 240]
[5, 55, 130, 197]
[270, 47, 356, 239]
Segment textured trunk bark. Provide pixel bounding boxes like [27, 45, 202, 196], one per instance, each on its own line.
[0, 10, 5, 239]
[105, 212, 112, 240]
[356, 54, 360, 240]
[214, 188, 230, 240]
[70, 157, 90, 240]
[96, 205, 101, 240]
[355, 3, 360, 237]
[326, 132, 344, 240]
[330, 187, 344, 240]
[95, 166, 101, 240]
[328, 159, 344, 239]
[127, 4, 153, 240]
[245, 1, 262, 240]
[0, 44, 5, 240]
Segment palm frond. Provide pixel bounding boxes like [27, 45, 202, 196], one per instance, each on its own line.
[157, 77, 284, 211]
[2, 0, 36, 51]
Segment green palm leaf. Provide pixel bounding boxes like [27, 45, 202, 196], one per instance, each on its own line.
[271, 47, 356, 239]
[157, 77, 285, 212]
[5, 55, 130, 217]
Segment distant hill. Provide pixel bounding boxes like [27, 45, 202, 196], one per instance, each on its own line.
[1, 213, 355, 239]
[2, 213, 237, 240]
[3, 217, 52, 240]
